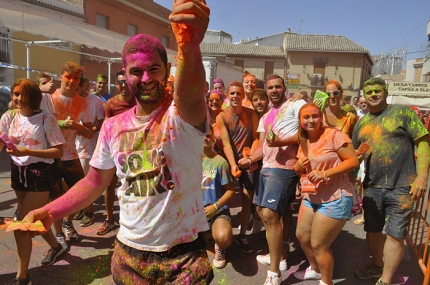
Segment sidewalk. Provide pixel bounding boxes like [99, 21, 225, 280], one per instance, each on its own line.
[0, 150, 424, 285]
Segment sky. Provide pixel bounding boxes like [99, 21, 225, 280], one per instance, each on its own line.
[154, 0, 430, 62]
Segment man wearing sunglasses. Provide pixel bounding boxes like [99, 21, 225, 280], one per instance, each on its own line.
[353, 77, 429, 285]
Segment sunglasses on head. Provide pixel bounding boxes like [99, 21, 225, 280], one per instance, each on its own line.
[117, 80, 127, 86]
[326, 91, 340, 96]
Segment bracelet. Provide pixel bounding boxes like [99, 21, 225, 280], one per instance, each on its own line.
[213, 203, 220, 211]
[323, 171, 328, 182]
[247, 157, 253, 164]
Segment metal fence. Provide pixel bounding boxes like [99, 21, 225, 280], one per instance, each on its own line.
[407, 113, 430, 285]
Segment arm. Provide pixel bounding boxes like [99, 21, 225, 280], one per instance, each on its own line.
[205, 182, 235, 218]
[410, 136, 430, 200]
[238, 132, 264, 169]
[22, 166, 115, 232]
[307, 143, 359, 184]
[266, 133, 298, 147]
[170, 0, 210, 132]
[250, 111, 260, 153]
[216, 114, 240, 177]
[7, 144, 63, 159]
[93, 118, 104, 133]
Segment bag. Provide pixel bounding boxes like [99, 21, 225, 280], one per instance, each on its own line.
[300, 174, 317, 194]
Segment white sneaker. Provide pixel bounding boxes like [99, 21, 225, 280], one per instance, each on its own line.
[256, 253, 287, 271]
[263, 271, 281, 285]
[293, 266, 322, 280]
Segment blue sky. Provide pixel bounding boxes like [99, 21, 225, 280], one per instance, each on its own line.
[155, 0, 429, 61]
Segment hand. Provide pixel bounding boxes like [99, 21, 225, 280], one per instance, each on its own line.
[297, 157, 310, 172]
[39, 78, 56, 94]
[266, 133, 281, 147]
[238, 157, 252, 169]
[204, 204, 217, 219]
[289, 92, 304, 102]
[170, 0, 210, 50]
[231, 164, 242, 178]
[21, 208, 53, 238]
[410, 175, 428, 200]
[308, 170, 325, 184]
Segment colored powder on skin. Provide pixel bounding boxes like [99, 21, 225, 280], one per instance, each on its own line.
[171, 23, 191, 60]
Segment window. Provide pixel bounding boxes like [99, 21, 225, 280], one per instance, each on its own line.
[96, 14, 109, 29]
[127, 24, 137, 36]
[161, 35, 169, 49]
[0, 32, 9, 63]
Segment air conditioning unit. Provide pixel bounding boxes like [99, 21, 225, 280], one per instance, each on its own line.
[312, 74, 322, 86]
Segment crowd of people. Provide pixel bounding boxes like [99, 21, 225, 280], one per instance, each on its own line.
[0, 1, 429, 285]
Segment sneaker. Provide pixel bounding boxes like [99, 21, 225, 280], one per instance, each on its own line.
[80, 211, 95, 227]
[236, 235, 253, 253]
[256, 253, 287, 271]
[5, 276, 32, 285]
[293, 266, 322, 280]
[250, 218, 264, 234]
[13, 210, 19, 221]
[62, 220, 79, 241]
[73, 209, 85, 220]
[355, 263, 383, 279]
[55, 234, 69, 252]
[263, 271, 281, 285]
[41, 244, 65, 266]
[213, 243, 226, 269]
[375, 278, 389, 285]
[96, 220, 115, 235]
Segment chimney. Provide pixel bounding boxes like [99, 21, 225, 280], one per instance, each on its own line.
[287, 28, 291, 33]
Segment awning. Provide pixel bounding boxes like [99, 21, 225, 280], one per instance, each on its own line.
[388, 81, 430, 109]
[0, 1, 129, 54]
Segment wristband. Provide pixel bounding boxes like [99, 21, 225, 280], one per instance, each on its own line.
[323, 171, 328, 182]
[248, 157, 253, 164]
[213, 203, 220, 211]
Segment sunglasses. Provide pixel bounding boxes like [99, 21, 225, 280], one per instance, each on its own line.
[365, 89, 383, 95]
[117, 80, 127, 86]
[326, 91, 340, 96]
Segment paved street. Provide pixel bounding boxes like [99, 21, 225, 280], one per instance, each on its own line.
[0, 150, 424, 285]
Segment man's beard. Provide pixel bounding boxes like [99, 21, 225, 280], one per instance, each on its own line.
[134, 81, 167, 105]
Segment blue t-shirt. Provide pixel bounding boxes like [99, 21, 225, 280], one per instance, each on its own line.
[202, 154, 233, 211]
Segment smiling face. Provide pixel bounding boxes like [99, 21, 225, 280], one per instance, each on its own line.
[96, 78, 108, 94]
[228, 86, 244, 108]
[208, 92, 222, 112]
[324, 83, 342, 107]
[363, 84, 388, 113]
[12, 84, 30, 112]
[299, 105, 322, 132]
[116, 74, 130, 98]
[266, 78, 286, 107]
[203, 127, 215, 149]
[252, 93, 269, 115]
[243, 75, 256, 95]
[123, 51, 169, 106]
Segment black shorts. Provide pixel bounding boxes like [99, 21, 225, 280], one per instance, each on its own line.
[11, 161, 57, 192]
[49, 159, 85, 200]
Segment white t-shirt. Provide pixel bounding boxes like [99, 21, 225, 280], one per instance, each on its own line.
[90, 100, 209, 252]
[257, 99, 306, 170]
[0, 110, 65, 166]
[76, 94, 105, 159]
[41, 90, 91, 161]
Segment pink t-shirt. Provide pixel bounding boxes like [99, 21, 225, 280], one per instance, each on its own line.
[297, 127, 354, 203]
[257, 99, 306, 170]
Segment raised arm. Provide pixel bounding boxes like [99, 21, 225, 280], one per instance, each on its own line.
[170, 0, 210, 132]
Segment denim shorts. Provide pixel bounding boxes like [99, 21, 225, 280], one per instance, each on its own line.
[253, 168, 298, 215]
[363, 186, 413, 239]
[303, 192, 353, 220]
[207, 209, 231, 229]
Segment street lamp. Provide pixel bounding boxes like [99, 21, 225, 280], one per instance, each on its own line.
[26, 40, 62, 78]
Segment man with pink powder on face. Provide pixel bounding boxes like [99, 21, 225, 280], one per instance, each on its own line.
[23, 1, 213, 284]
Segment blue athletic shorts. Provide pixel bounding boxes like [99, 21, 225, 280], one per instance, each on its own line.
[253, 168, 298, 215]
